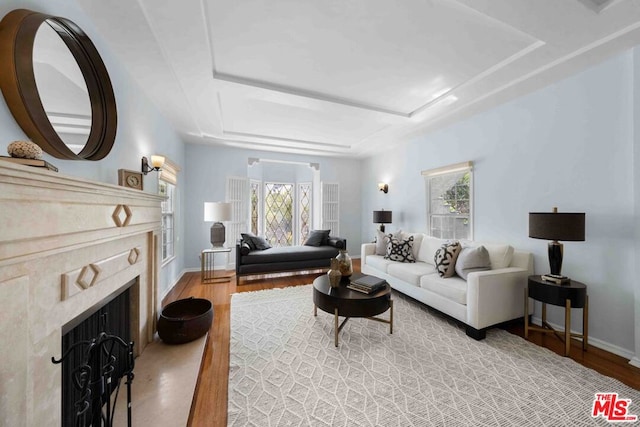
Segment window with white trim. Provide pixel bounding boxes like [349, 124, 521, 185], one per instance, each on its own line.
[423, 161, 473, 240]
[159, 158, 180, 264]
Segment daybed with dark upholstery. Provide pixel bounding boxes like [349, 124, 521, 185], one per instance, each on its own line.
[235, 231, 346, 285]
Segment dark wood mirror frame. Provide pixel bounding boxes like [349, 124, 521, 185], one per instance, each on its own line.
[0, 9, 117, 160]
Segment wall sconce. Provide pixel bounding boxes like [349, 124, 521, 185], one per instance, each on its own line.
[141, 155, 165, 175]
[378, 182, 389, 193]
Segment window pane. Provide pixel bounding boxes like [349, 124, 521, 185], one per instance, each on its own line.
[428, 169, 471, 240]
[264, 183, 293, 247]
[250, 182, 259, 235]
[299, 183, 311, 244]
[161, 182, 175, 262]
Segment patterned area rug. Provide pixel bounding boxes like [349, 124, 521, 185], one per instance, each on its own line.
[227, 285, 639, 426]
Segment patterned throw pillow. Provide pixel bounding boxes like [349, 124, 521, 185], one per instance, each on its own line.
[384, 236, 416, 263]
[434, 241, 462, 278]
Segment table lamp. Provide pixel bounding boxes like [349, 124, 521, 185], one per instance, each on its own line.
[204, 202, 232, 247]
[529, 207, 585, 281]
[373, 210, 392, 232]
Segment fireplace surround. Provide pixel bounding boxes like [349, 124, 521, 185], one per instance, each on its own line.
[0, 162, 163, 426]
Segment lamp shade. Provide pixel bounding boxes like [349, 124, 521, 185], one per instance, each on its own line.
[529, 212, 585, 241]
[204, 202, 232, 222]
[373, 210, 392, 224]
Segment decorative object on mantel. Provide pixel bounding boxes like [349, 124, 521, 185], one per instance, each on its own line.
[372, 209, 392, 232]
[335, 249, 353, 277]
[1, 139, 58, 170]
[141, 155, 165, 175]
[529, 206, 585, 284]
[7, 140, 42, 158]
[118, 169, 143, 190]
[0, 155, 58, 171]
[378, 182, 389, 193]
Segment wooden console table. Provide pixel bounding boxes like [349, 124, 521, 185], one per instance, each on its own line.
[525, 275, 588, 356]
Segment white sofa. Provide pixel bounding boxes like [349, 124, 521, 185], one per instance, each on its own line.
[361, 233, 533, 339]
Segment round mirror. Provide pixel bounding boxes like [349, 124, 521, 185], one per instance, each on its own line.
[33, 21, 92, 154]
[0, 9, 117, 160]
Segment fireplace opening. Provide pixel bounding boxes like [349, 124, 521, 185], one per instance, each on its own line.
[58, 279, 137, 426]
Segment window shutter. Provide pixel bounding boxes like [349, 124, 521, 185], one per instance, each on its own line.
[321, 182, 339, 236]
[226, 176, 249, 247]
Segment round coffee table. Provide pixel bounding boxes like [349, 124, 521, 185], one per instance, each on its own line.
[313, 274, 393, 347]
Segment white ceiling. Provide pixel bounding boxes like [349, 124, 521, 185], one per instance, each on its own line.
[77, 0, 640, 157]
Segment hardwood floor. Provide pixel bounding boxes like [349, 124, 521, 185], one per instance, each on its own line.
[162, 260, 640, 427]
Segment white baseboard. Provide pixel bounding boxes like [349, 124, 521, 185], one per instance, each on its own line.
[530, 316, 636, 361]
[629, 357, 640, 368]
[160, 267, 193, 301]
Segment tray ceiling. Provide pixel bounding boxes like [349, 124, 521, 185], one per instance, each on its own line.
[78, 0, 640, 157]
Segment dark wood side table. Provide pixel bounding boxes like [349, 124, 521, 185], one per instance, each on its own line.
[525, 275, 588, 356]
[313, 274, 393, 347]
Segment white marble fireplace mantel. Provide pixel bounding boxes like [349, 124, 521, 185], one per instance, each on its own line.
[0, 161, 164, 427]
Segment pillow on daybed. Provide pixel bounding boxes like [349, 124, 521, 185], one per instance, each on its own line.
[241, 232, 272, 250]
[455, 245, 491, 280]
[434, 241, 461, 278]
[384, 236, 415, 263]
[304, 229, 331, 246]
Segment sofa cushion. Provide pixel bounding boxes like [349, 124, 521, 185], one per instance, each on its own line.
[241, 245, 337, 264]
[387, 262, 436, 286]
[420, 273, 467, 305]
[365, 255, 395, 273]
[434, 241, 461, 277]
[304, 229, 330, 246]
[455, 245, 491, 280]
[385, 236, 415, 263]
[416, 236, 447, 264]
[482, 243, 514, 269]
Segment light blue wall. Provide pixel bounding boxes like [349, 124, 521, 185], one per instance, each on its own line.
[184, 144, 362, 270]
[362, 51, 637, 357]
[0, 1, 186, 298]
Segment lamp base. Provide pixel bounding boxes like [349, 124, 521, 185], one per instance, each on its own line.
[379, 224, 385, 233]
[548, 241, 563, 276]
[210, 222, 226, 247]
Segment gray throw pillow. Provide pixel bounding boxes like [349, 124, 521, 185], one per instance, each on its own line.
[455, 245, 491, 280]
[304, 229, 331, 246]
[374, 229, 402, 255]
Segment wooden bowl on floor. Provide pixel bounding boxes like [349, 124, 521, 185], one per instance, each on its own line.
[158, 297, 213, 344]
